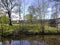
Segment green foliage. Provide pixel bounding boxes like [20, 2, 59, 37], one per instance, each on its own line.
[24, 14, 33, 21]
[24, 14, 37, 22]
[0, 24, 60, 36]
[0, 16, 9, 24]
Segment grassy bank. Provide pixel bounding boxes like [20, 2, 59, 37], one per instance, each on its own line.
[0, 24, 60, 36]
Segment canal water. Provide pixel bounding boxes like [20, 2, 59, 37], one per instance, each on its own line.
[0, 35, 60, 45]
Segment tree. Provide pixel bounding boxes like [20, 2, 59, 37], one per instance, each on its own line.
[28, 5, 36, 15]
[0, 0, 18, 26]
[49, 0, 60, 33]
[24, 14, 37, 23]
[28, 0, 49, 33]
[51, 0, 60, 19]
[24, 14, 33, 23]
[0, 16, 9, 24]
[0, 10, 9, 24]
[13, 0, 22, 23]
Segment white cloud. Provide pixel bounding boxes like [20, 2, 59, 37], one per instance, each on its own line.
[11, 13, 24, 21]
[48, 8, 52, 11]
[11, 13, 19, 21]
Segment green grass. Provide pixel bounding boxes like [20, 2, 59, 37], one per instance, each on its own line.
[0, 24, 60, 35]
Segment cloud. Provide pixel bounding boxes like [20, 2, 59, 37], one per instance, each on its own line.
[11, 13, 24, 21]
[48, 8, 52, 11]
[11, 13, 19, 21]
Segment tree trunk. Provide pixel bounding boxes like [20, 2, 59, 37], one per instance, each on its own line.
[8, 10, 12, 26]
[41, 25, 44, 34]
[41, 20, 44, 34]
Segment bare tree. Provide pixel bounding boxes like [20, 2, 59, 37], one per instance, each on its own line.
[14, 0, 22, 23]
[51, 0, 60, 32]
[28, 0, 49, 33]
[0, 0, 18, 26]
[18, 0, 22, 23]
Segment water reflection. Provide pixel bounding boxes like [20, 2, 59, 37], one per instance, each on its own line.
[11, 40, 30, 45]
[0, 40, 47, 45]
[0, 35, 60, 45]
[0, 40, 48, 45]
[0, 42, 2, 45]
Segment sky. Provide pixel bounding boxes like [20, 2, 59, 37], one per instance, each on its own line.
[12, 0, 34, 20]
[11, 0, 60, 21]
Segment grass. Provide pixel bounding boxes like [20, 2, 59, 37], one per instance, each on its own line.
[0, 24, 60, 35]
